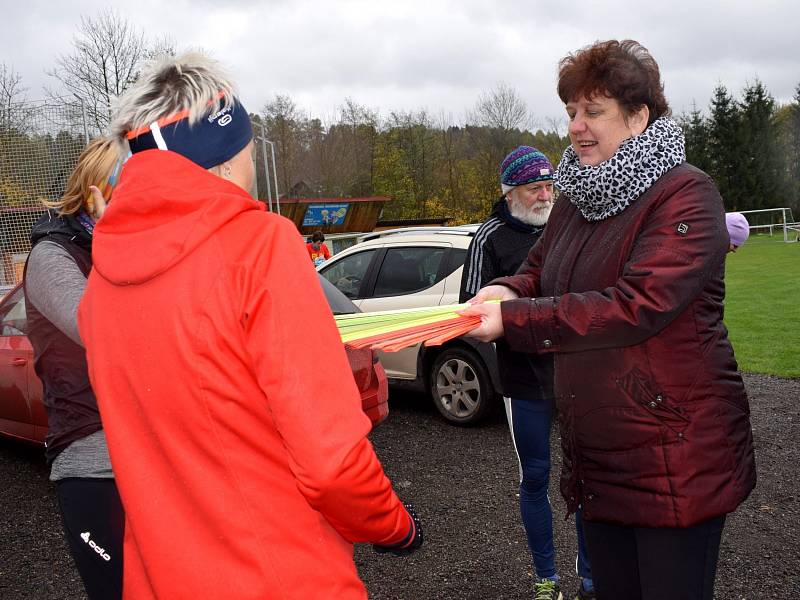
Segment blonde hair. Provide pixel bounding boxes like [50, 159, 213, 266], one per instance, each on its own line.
[110, 51, 237, 151]
[43, 137, 120, 216]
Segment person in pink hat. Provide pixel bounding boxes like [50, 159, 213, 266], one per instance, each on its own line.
[726, 212, 750, 252]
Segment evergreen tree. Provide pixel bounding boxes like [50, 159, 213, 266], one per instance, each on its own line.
[681, 102, 713, 174]
[788, 83, 800, 209]
[707, 85, 743, 210]
[738, 80, 785, 211]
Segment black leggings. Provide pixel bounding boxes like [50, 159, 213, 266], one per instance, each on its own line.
[582, 515, 726, 600]
[55, 478, 125, 600]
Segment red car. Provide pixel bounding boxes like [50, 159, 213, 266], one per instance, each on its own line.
[0, 276, 388, 445]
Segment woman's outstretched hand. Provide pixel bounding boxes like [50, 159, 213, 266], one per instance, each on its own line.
[459, 285, 518, 343]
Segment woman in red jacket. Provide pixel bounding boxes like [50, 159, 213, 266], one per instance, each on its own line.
[78, 52, 421, 600]
[463, 40, 755, 600]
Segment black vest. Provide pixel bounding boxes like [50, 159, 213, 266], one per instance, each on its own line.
[24, 231, 100, 463]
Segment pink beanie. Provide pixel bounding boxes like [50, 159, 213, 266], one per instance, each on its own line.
[726, 212, 750, 247]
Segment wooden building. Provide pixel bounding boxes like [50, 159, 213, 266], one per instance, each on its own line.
[278, 196, 391, 236]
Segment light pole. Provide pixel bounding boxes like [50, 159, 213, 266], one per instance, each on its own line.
[73, 94, 89, 144]
[265, 139, 280, 215]
[258, 124, 273, 212]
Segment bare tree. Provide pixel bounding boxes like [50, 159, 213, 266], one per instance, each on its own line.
[469, 82, 532, 132]
[465, 84, 535, 213]
[0, 63, 30, 131]
[315, 98, 380, 197]
[47, 9, 170, 131]
[542, 115, 567, 137]
[435, 110, 471, 220]
[261, 94, 307, 197]
[339, 98, 379, 196]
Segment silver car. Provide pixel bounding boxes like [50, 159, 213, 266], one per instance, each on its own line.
[318, 226, 501, 425]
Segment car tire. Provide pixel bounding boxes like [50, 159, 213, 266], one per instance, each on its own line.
[429, 347, 494, 425]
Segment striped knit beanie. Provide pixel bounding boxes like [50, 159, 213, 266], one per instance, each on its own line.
[500, 146, 554, 194]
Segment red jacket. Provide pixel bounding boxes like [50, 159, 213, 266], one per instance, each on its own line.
[78, 150, 412, 599]
[495, 164, 756, 528]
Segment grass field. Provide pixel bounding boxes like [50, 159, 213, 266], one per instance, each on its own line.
[724, 234, 799, 377]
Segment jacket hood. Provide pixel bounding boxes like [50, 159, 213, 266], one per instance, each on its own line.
[92, 150, 264, 285]
[490, 197, 509, 221]
[30, 209, 93, 250]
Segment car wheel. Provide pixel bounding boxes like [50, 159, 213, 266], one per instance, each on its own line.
[429, 347, 494, 425]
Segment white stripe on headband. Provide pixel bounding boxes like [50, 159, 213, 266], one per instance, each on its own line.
[149, 122, 168, 151]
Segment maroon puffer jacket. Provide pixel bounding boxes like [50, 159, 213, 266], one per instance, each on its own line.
[494, 163, 756, 528]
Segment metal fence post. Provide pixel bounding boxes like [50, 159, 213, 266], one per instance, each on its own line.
[77, 96, 89, 145]
[266, 139, 280, 215]
[259, 123, 273, 212]
[783, 208, 788, 243]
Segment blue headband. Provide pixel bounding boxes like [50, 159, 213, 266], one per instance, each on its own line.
[127, 97, 253, 169]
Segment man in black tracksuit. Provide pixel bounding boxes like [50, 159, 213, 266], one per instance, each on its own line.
[458, 195, 553, 402]
[459, 146, 594, 600]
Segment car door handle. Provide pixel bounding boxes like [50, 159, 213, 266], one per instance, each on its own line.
[11, 358, 27, 366]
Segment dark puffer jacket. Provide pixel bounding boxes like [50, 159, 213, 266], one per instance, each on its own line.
[24, 210, 98, 463]
[494, 163, 756, 528]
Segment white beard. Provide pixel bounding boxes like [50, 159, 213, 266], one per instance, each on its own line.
[508, 199, 553, 226]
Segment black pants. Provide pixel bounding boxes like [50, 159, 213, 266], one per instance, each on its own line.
[55, 478, 125, 600]
[582, 515, 726, 600]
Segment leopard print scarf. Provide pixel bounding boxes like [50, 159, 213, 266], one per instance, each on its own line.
[555, 117, 686, 222]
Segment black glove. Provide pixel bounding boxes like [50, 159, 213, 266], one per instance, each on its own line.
[373, 502, 423, 556]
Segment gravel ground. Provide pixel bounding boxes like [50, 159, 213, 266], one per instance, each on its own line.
[1, 373, 797, 599]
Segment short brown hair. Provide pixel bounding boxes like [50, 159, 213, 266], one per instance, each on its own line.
[557, 39, 669, 125]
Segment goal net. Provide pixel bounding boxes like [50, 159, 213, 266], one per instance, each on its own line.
[734, 208, 799, 244]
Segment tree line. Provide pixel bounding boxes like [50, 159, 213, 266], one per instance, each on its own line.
[681, 81, 800, 220]
[1, 8, 799, 226]
[250, 78, 800, 224]
[252, 89, 569, 224]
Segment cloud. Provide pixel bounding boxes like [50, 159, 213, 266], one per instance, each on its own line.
[3, 0, 798, 127]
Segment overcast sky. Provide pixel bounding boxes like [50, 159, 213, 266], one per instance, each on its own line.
[3, 0, 799, 130]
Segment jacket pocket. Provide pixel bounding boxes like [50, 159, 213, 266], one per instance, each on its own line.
[617, 367, 690, 434]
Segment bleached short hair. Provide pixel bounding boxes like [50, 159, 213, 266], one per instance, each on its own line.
[110, 51, 238, 150]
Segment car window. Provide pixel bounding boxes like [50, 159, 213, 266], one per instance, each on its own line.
[319, 249, 377, 299]
[448, 248, 468, 275]
[373, 247, 448, 296]
[0, 286, 27, 336]
[317, 274, 359, 315]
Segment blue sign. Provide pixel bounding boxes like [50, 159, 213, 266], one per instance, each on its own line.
[302, 203, 351, 226]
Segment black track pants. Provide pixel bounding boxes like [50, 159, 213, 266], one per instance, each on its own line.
[55, 478, 125, 600]
[583, 515, 725, 600]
